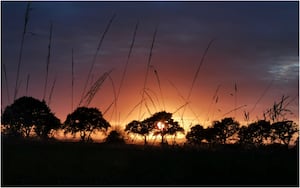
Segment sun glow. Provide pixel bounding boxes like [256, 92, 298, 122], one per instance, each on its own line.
[157, 121, 165, 130]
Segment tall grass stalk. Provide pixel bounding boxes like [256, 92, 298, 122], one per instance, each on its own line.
[87, 74, 95, 99]
[181, 39, 215, 124]
[79, 14, 116, 106]
[3, 64, 10, 103]
[210, 97, 219, 124]
[144, 101, 152, 116]
[172, 102, 189, 114]
[116, 21, 139, 119]
[103, 101, 115, 116]
[80, 69, 112, 107]
[145, 87, 161, 109]
[250, 79, 273, 114]
[281, 95, 298, 120]
[168, 80, 200, 124]
[138, 25, 158, 120]
[168, 80, 185, 102]
[43, 22, 53, 101]
[144, 88, 157, 112]
[71, 48, 74, 112]
[205, 84, 221, 122]
[122, 99, 145, 125]
[14, 2, 31, 101]
[284, 95, 297, 109]
[243, 111, 250, 125]
[48, 76, 57, 106]
[25, 74, 30, 96]
[234, 82, 238, 118]
[151, 65, 165, 110]
[264, 95, 293, 122]
[108, 74, 118, 125]
[222, 104, 247, 117]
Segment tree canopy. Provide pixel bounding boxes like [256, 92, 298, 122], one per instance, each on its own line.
[238, 120, 271, 146]
[1, 96, 61, 138]
[186, 124, 206, 145]
[210, 117, 240, 144]
[186, 118, 240, 145]
[125, 111, 184, 145]
[270, 121, 298, 146]
[125, 120, 151, 144]
[146, 111, 184, 144]
[63, 107, 110, 142]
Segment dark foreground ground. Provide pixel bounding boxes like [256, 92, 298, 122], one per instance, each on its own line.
[1, 137, 299, 186]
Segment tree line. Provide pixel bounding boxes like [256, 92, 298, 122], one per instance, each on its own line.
[1, 96, 298, 149]
[186, 118, 298, 148]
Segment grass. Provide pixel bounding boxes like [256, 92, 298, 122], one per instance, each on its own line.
[181, 39, 215, 123]
[25, 74, 30, 96]
[2, 137, 298, 186]
[71, 48, 74, 112]
[115, 21, 139, 121]
[2, 64, 10, 103]
[138, 25, 158, 120]
[13, 2, 31, 101]
[42, 22, 53, 101]
[79, 14, 116, 107]
[48, 75, 56, 106]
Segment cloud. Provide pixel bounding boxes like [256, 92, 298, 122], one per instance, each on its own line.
[268, 56, 299, 82]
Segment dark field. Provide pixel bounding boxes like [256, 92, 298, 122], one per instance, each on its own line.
[1, 137, 299, 186]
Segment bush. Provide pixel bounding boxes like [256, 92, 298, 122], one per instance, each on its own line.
[105, 130, 125, 144]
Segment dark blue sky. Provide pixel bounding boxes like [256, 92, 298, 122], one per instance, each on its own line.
[1, 1, 299, 126]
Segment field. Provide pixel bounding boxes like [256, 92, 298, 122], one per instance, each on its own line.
[1, 137, 299, 186]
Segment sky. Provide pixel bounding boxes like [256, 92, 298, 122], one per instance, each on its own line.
[1, 1, 299, 132]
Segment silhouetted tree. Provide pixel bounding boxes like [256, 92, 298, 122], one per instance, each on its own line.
[270, 121, 298, 146]
[105, 130, 125, 144]
[34, 111, 61, 139]
[202, 126, 218, 144]
[210, 117, 240, 144]
[238, 120, 271, 146]
[63, 107, 110, 142]
[238, 125, 253, 146]
[162, 118, 184, 144]
[125, 120, 151, 144]
[186, 124, 206, 145]
[1, 96, 61, 138]
[143, 111, 184, 145]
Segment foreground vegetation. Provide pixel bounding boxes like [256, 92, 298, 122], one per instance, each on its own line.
[2, 136, 298, 186]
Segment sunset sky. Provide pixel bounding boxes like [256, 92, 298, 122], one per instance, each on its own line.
[1, 1, 299, 131]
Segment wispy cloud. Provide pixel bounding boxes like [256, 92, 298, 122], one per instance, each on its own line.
[268, 56, 299, 82]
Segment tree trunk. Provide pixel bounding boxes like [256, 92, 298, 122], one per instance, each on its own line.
[283, 137, 290, 149]
[25, 127, 31, 138]
[161, 134, 164, 145]
[173, 135, 176, 145]
[80, 131, 86, 142]
[87, 131, 93, 142]
[144, 136, 147, 145]
[222, 137, 226, 144]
